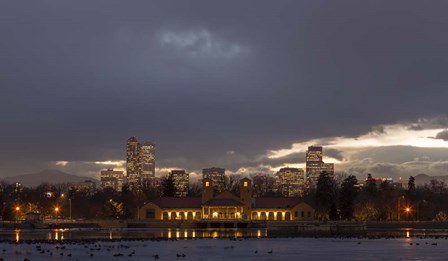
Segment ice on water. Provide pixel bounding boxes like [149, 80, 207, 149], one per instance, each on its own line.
[1, 237, 447, 260]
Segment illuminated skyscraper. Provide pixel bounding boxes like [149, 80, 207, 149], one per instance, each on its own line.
[202, 167, 225, 192]
[306, 146, 334, 184]
[170, 169, 189, 197]
[126, 136, 155, 189]
[100, 168, 124, 192]
[276, 167, 306, 197]
[141, 142, 155, 179]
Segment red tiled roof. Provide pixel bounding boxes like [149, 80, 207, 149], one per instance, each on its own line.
[203, 198, 244, 206]
[253, 197, 303, 209]
[150, 197, 202, 208]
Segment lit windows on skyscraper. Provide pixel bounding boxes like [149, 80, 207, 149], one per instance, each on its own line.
[126, 136, 155, 190]
[276, 168, 305, 197]
[171, 169, 189, 197]
[202, 167, 225, 192]
[305, 146, 334, 184]
[141, 142, 155, 179]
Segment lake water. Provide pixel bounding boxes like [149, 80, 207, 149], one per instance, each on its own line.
[2, 228, 268, 241]
[0, 236, 447, 260]
[3, 227, 448, 242]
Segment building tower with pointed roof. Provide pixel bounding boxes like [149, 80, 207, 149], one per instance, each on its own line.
[240, 177, 252, 218]
[202, 178, 213, 204]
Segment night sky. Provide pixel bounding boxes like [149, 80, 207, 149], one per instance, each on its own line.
[1, 1, 448, 180]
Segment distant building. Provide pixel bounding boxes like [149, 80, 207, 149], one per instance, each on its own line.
[100, 168, 124, 192]
[141, 142, 155, 180]
[126, 136, 156, 190]
[276, 168, 306, 197]
[68, 180, 96, 194]
[360, 174, 398, 188]
[15, 182, 23, 193]
[170, 170, 189, 197]
[126, 136, 141, 188]
[138, 177, 315, 221]
[202, 167, 225, 192]
[306, 146, 334, 184]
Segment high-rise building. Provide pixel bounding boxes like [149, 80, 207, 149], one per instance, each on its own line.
[100, 168, 124, 192]
[276, 167, 306, 197]
[126, 136, 155, 189]
[202, 167, 225, 192]
[68, 180, 96, 195]
[141, 142, 155, 179]
[306, 146, 334, 184]
[126, 136, 141, 187]
[170, 169, 189, 197]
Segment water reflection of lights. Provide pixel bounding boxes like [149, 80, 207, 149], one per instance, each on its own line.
[46, 229, 66, 241]
[159, 228, 267, 239]
[109, 230, 113, 240]
[15, 229, 20, 242]
[406, 231, 410, 238]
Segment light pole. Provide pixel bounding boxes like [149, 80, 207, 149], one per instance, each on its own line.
[54, 207, 60, 222]
[417, 200, 426, 221]
[15, 206, 20, 223]
[69, 198, 72, 220]
[397, 196, 405, 221]
[405, 207, 410, 221]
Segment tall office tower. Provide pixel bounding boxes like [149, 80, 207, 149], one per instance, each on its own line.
[202, 167, 226, 192]
[126, 136, 156, 189]
[126, 136, 141, 188]
[275, 167, 306, 197]
[170, 169, 189, 197]
[306, 146, 335, 184]
[141, 142, 155, 180]
[100, 168, 124, 192]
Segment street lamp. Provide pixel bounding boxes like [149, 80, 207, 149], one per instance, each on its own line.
[69, 198, 72, 220]
[61, 193, 72, 220]
[54, 207, 60, 222]
[405, 207, 411, 221]
[14, 206, 20, 222]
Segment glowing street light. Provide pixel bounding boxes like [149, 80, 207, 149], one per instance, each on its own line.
[14, 206, 20, 222]
[54, 207, 60, 222]
[405, 207, 411, 221]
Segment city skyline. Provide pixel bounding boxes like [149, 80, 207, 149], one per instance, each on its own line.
[2, 1, 448, 181]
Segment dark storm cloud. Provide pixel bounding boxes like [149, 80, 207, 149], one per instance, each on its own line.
[324, 149, 345, 162]
[345, 160, 448, 180]
[434, 130, 448, 141]
[353, 146, 448, 164]
[407, 117, 448, 131]
[1, 0, 448, 177]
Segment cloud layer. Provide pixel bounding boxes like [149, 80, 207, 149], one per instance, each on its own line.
[1, 1, 448, 181]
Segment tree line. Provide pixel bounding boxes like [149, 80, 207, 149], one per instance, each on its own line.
[2, 172, 448, 221]
[310, 172, 448, 221]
